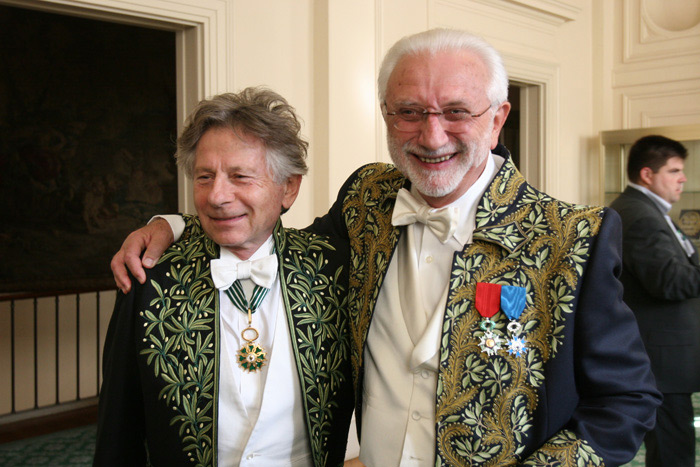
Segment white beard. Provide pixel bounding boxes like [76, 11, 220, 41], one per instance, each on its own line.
[387, 131, 492, 199]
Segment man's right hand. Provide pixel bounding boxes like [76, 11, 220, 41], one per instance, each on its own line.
[111, 218, 174, 293]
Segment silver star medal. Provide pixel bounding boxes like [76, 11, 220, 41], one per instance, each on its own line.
[479, 318, 503, 356]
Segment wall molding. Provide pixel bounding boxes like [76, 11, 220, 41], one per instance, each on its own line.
[503, 54, 560, 193]
[622, 87, 700, 128]
[623, 0, 700, 64]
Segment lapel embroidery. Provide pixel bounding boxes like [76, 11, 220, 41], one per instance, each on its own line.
[140, 216, 218, 467]
[277, 226, 350, 467]
[138, 219, 348, 467]
[341, 164, 404, 393]
[437, 161, 604, 465]
[343, 159, 606, 466]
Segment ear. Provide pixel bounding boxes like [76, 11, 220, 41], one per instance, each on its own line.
[490, 101, 511, 149]
[638, 167, 654, 186]
[281, 174, 302, 211]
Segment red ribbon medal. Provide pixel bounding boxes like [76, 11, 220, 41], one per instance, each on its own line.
[475, 282, 503, 356]
[475, 282, 501, 318]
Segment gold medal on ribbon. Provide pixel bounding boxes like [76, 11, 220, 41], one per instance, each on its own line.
[237, 325, 266, 372]
[236, 310, 266, 372]
[220, 248, 277, 374]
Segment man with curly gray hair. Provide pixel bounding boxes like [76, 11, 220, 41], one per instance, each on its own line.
[95, 87, 353, 466]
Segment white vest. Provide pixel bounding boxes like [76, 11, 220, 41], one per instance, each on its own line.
[217, 288, 313, 466]
[359, 229, 447, 466]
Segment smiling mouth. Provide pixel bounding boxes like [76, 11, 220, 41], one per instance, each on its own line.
[212, 213, 245, 222]
[416, 153, 455, 164]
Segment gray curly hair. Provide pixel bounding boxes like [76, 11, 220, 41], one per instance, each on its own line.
[176, 87, 308, 184]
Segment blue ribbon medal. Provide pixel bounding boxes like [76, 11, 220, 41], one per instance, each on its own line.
[500, 285, 527, 357]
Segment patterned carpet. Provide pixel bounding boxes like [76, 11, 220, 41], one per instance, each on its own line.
[0, 424, 95, 466]
[0, 395, 697, 466]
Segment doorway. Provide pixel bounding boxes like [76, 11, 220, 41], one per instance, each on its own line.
[501, 82, 542, 189]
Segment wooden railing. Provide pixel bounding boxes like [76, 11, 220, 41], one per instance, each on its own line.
[0, 287, 118, 423]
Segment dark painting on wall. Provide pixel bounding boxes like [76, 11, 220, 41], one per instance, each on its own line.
[0, 5, 178, 293]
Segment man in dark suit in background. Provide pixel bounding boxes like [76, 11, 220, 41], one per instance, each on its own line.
[610, 135, 700, 467]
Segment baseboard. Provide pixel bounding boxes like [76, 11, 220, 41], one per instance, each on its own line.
[0, 400, 98, 444]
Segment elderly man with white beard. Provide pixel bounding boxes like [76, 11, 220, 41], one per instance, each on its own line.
[111, 29, 660, 466]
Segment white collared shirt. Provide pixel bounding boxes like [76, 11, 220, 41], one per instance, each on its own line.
[218, 237, 279, 422]
[215, 236, 313, 466]
[628, 182, 695, 257]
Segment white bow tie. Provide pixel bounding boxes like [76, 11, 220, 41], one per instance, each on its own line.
[210, 253, 278, 290]
[391, 188, 459, 244]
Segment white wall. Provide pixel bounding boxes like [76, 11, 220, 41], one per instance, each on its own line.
[4, 0, 699, 422]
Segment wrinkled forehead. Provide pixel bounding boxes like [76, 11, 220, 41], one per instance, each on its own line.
[385, 50, 491, 107]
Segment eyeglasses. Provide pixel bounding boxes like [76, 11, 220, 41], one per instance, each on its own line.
[384, 103, 493, 132]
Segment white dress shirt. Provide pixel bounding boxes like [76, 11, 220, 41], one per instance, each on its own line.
[359, 153, 504, 466]
[218, 238, 278, 425]
[627, 182, 696, 257]
[216, 237, 313, 466]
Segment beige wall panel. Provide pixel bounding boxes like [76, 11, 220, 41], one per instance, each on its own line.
[607, 0, 700, 130]
[613, 56, 700, 89]
[11, 300, 35, 412]
[380, 0, 429, 53]
[430, 0, 562, 61]
[552, 6, 595, 204]
[622, 0, 700, 63]
[231, 1, 315, 227]
[57, 296, 78, 404]
[78, 295, 99, 399]
[324, 0, 379, 210]
[619, 84, 700, 128]
[593, 0, 616, 130]
[97, 291, 117, 389]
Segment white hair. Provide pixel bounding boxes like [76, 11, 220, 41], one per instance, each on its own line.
[377, 28, 509, 105]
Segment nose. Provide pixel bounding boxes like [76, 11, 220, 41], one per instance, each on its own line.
[679, 171, 687, 184]
[208, 176, 233, 206]
[416, 114, 450, 150]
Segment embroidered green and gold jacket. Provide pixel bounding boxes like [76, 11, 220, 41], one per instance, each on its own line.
[95, 220, 353, 467]
[310, 148, 660, 466]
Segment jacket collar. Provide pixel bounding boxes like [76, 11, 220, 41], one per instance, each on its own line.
[471, 146, 532, 254]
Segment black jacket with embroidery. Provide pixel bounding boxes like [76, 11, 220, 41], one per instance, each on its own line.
[310, 145, 661, 466]
[95, 220, 353, 466]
